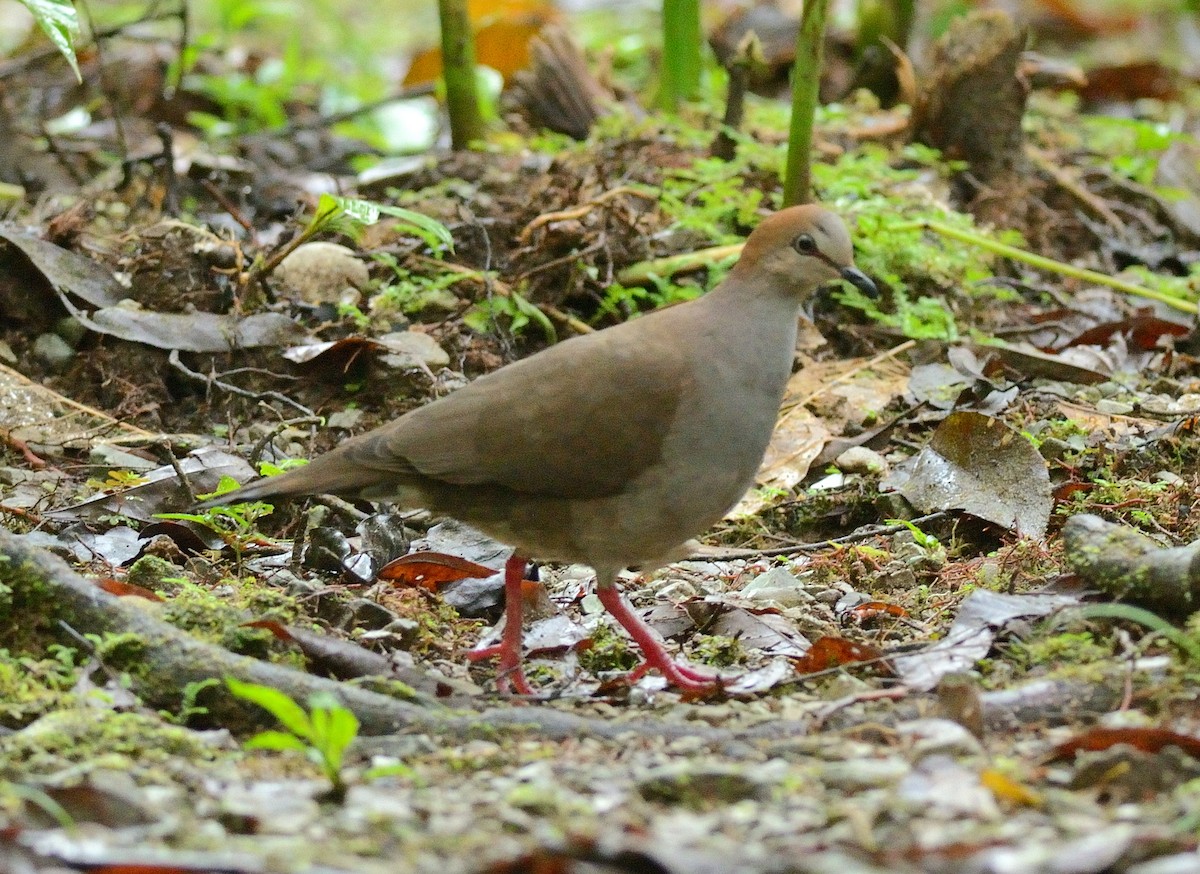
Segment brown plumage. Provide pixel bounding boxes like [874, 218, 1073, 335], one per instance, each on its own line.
[199, 204, 876, 694]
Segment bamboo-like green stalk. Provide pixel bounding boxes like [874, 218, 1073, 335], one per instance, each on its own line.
[616, 243, 744, 286]
[902, 219, 1199, 315]
[437, 0, 484, 149]
[659, 0, 703, 112]
[782, 0, 829, 206]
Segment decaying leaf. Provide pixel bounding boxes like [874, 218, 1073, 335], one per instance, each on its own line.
[891, 410, 1052, 538]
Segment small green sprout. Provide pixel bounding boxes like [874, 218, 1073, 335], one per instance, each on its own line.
[227, 677, 360, 801]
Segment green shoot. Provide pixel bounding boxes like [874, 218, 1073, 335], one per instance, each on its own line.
[437, 0, 485, 148]
[886, 518, 941, 551]
[159, 678, 222, 725]
[782, 0, 829, 205]
[227, 677, 360, 800]
[659, 0, 702, 111]
[1072, 604, 1200, 664]
[464, 290, 556, 342]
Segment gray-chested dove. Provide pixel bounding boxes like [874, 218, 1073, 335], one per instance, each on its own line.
[198, 204, 877, 694]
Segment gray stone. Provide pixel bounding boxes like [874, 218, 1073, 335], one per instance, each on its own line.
[274, 242, 369, 305]
[377, 330, 450, 370]
[32, 333, 74, 371]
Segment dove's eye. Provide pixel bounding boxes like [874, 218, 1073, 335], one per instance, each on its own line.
[792, 234, 817, 254]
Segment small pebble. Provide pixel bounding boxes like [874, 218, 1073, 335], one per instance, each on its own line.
[835, 446, 887, 475]
[32, 333, 74, 371]
[1095, 399, 1134, 415]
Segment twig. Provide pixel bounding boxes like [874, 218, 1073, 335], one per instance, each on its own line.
[787, 340, 916, 412]
[518, 187, 656, 243]
[1028, 146, 1125, 231]
[155, 123, 180, 217]
[285, 84, 437, 133]
[168, 0, 188, 97]
[77, 0, 128, 163]
[811, 686, 911, 730]
[0, 363, 156, 438]
[247, 416, 323, 467]
[159, 443, 195, 504]
[1, 428, 50, 469]
[168, 350, 315, 418]
[409, 255, 594, 338]
[199, 179, 256, 238]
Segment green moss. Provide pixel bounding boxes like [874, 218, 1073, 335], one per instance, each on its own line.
[126, 555, 184, 595]
[349, 676, 421, 702]
[1009, 631, 1111, 676]
[577, 622, 639, 674]
[0, 709, 224, 781]
[691, 634, 745, 668]
[0, 648, 78, 728]
[92, 632, 149, 669]
[160, 584, 275, 658]
[238, 582, 300, 623]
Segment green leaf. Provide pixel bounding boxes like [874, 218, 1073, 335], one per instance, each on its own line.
[511, 292, 556, 343]
[21, 0, 80, 82]
[321, 707, 360, 763]
[245, 730, 310, 752]
[330, 196, 454, 254]
[331, 195, 379, 225]
[363, 762, 417, 781]
[226, 677, 314, 738]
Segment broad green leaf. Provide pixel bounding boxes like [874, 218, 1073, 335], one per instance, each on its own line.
[322, 707, 360, 763]
[245, 730, 310, 753]
[21, 0, 80, 81]
[227, 677, 313, 738]
[329, 196, 454, 254]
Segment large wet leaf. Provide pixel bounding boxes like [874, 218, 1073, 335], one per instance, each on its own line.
[893, 410, 1052, 538]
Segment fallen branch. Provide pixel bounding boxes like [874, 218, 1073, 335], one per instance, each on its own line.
[0, 530, 731, 742]
[1063, 513, 1200, 618]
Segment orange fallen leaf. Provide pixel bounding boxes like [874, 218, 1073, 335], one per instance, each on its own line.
[404, 3, 559, 86]
[97, 579, 164, 602]
[1050, 726, 1200, 761]
[791, 636, 884, 673]
[379, 551, 496, 591]
[243, 618, 294, 640]
[848, 600, 908, 621]
[980, 769, 1043, 808]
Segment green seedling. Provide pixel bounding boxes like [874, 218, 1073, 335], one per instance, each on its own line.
[464, 289, 556, 342]
[155, 475, 276, 565]
[227, 677, 360, 800]
[886, 518, 941, 551]
[159, 678, 222, 726]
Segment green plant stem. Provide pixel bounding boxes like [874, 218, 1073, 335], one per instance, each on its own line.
[902, 219, 1199, 315]
[1075, 604, 1200, 663]
[659, 0, 702, 112]
[616, 243, 744, 286]
[782, 0, 829, 206]
[437, 0, 484, 149]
